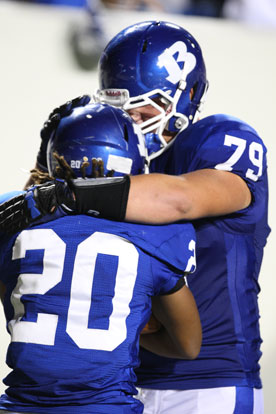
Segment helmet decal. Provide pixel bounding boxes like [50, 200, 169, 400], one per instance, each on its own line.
[158, 41, 196, 85]
[106, 154, 133, 175]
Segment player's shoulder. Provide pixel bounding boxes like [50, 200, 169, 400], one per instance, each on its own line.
[35, 216, 195, 273]
[176, 113, 266, 162]
[197, 113, 257, 130]
[113, 221, 196, 272]
[48, 216, 196, 272]
[190, 114, 263, 144]
[172, 113, 267, 176]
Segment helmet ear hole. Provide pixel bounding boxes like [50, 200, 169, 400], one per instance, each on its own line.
[142, 40, 148, 53]
[190, 84, 198, 101]
[124, 124, 129, 142]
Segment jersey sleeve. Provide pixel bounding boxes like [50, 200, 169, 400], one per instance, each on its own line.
[150, 256, 186, 296]
[114, 221, 196, 296]
[176, 115, 268, 225]
[149, 223, 196, 296]
[118, 221, 196, 273]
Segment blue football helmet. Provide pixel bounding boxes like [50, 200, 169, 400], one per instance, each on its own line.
[47, 103, 147, 178]
[94, 20, 208, 160]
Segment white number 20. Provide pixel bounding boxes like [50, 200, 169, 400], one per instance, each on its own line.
[215, 135, 263, 182]
[8, 229, 138, 351]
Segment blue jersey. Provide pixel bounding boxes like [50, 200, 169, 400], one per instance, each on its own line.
[0, 213, 196, 413]
[137, 114, 270, 390]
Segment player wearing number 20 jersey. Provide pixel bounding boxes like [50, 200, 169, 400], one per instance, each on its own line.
[137, 114, 270, 391]
[0, 211, 196, 413]
[0, 103, 197, 413]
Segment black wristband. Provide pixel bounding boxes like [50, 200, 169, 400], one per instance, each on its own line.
[71, 175, 130, 221]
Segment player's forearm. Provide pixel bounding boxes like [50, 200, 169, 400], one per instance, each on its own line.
[139, 326, 199, 359]
[125, 170, 251, 223]
[126, 173, 193, 224]
[7, 168, 252, 233]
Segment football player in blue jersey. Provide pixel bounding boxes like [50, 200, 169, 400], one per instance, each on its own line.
[0, 103, 202, 414]
[93, 22, 270, 414]
[0, 20, 270, 414]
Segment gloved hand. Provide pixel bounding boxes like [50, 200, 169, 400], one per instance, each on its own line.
[37, 95, 91, 170]
[0, 179, 75, 234]
[0, 157, 129, 235]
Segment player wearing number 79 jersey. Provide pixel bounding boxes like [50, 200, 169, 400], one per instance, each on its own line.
[0, 104, 200, 414]
[89, 21, 270, 411]
[137, 113, 270, 405]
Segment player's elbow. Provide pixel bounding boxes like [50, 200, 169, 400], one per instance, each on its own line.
[176, 328, 202, 360]
[175, 199, 194, 221]
[165, 184, 194, 221]
[184, 342, 201, 360]
[178, 340, 201, 360]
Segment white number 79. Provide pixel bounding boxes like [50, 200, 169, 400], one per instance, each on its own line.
[215, 134, 263, 182]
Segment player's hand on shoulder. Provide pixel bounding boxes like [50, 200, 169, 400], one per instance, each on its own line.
[40, 95, 91, 142]
[0, 179, 76, 234]
[37, 95, 91, 170]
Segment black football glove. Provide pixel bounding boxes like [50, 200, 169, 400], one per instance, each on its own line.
[37, 95, 91, 170]
[0, 180, 76, 234]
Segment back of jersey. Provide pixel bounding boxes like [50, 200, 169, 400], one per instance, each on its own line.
[0, 214, 195, 413]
